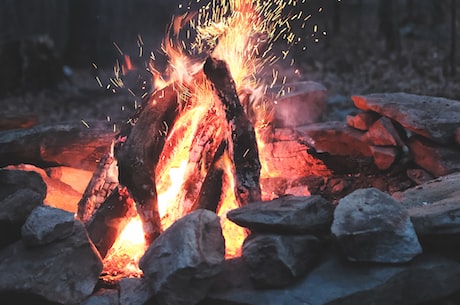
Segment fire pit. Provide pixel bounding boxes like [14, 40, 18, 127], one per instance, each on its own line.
[1, 1, 460, 305]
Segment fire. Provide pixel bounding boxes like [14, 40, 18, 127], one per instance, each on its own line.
[145, 0, 310, 256]
[102, 215, 147, 278]
[102, 0, 320, 274]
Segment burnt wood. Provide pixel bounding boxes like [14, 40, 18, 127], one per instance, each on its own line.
[86, 186, 136, 258]
[77, 152, 118, 223]
[203, 56, 262, 206]
[114, 84, 181, 243]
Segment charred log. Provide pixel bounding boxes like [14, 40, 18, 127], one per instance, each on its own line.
[77, 152, 118, 223]
[86, 186, 137, 258]
[203, 56, 262, 206]
[115, 84, 181, 243]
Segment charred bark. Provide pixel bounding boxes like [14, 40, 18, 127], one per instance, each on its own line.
[115, 84, 180, 244]
[203, 56, 262, 206]
[77, 152, 118, 223]
[86, 186, 136, 258]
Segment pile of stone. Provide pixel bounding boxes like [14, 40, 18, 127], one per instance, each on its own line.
[1, 168, 460, 305]
[297, 92, 460, 175]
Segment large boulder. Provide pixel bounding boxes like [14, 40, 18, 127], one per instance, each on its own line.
[331, 188, 422, 263]
[139, 209, 225, 305]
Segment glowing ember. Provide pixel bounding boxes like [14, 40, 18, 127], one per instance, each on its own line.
[102, 215, 147, 278]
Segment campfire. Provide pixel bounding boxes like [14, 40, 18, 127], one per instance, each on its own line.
[71, 0, 327, 280]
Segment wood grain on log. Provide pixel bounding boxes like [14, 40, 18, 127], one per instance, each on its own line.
[86, 186, 137, 258]
[203, 56, 262, 206]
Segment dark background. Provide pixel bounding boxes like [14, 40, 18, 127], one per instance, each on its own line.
[0, 0, 458, 125]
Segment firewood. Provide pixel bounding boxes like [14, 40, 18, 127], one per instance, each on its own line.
[203, 56, 262, 206]
[77, 152, 118, 223]
[86, 186, 137, 258]
[115, 84, 181, 243]
[176, 109, 227, 214]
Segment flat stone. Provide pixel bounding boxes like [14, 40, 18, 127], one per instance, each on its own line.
[364, 117, 405, 146]
[352, 93, 460, 144]
[331, 188, 422, 263]
[346, 111, 380, 131]
[296, 121, 372, 157]
[205, 252, 460, 305]
[227, 195, 334, 234]
[393, 172, 460, 237]
[370, 146, 399, 170]
[407, 136, 460, 177]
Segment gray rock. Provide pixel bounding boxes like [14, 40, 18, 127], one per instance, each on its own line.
[271, 81, 327, 127]
[119, 277, 154, 305]
[370, 145, 399, 170]
[0, 221, 103, 305]
[139, 209, 225, 305]
[80, 289, 119, 305]
[0, 169, 46, 223]
[296, 121, 372, 157]
[331, 188, 422, 263]
[227, 195, 334, 234]
[242, 234, 321, 288]
[407, 136, 460, 177]
[205, 252, 460, 305]
[0, 169, 47, 247]
[456, 127, 460, 145]
[346, 111, 380, 131]
[364, 117, 405, 146]
[21, 205, 75, 247]
[393, 172, 460, 236]
[352, 93, 460, 145]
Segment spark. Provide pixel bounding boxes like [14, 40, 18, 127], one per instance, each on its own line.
[81, 120, 90, 128]
[113, 42, 124, 56]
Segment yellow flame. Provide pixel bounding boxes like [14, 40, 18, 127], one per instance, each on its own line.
[102, 215, 147, 278]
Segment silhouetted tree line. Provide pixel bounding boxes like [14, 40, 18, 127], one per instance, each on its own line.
[0, 0, 457, 96]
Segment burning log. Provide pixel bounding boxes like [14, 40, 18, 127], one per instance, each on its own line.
[203, 56, 262, 206]
[77, 152, 118, 223]
[85, 186, 137, 258]
[115, 84, 181, 243]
